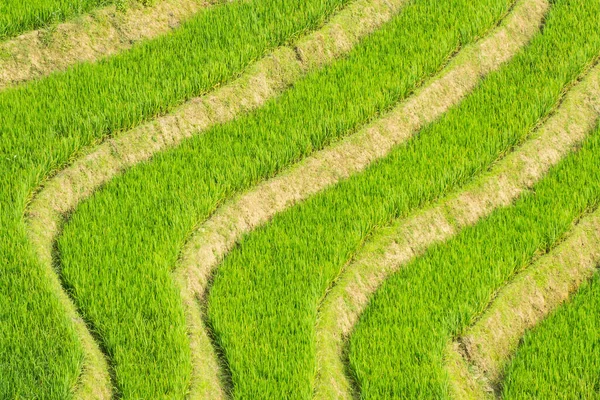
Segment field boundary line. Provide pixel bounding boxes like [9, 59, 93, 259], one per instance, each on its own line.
[449, 203, 600, 398]
[443, 60, 600, 399]
[27, 235, 113, 399]
[312, 40, 600, 400]
[0, 0, 216, 91]
[315, 0, 555, 396]
[25, 0, 411, 397]
[165, 0, 548, 399]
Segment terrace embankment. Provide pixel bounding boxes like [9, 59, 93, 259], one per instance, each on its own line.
[167, 0, 546, 397]
[26, 0, 410, 397]
[449, 185, 600, 398]
[5, 0, 363, 396]
[0, 0, 210, 90]
[332, 50, 600, 400]
[499, 240, 600, 398]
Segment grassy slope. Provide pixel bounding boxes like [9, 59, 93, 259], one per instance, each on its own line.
[0, 0, 117, 40]
[346, 3, 600, 394]
[502, 272, 600, 398]
[57, 0, 512, 398]
[348, 129, 600, 397]
[205, 0, 600, 398]
[0, 0, 350, 397]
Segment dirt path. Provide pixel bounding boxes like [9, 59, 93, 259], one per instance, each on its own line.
[167, 0, 548, 399]
[450, 207, 600, 399]
[442, 62, 600, 400]
[298, 48, 600, 400]
[0, 0, 213, 90]
[25, 0, 410, 398]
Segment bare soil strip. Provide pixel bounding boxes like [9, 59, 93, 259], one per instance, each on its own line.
[0, 0, 212, 90]
[26, 0, 411, 398]
[443, 63, 600, 400]
[305, 50, 600, 400]
[167, 1, 548, 399]
[452, 208, 600, 399]
[316, 9, 600, 400]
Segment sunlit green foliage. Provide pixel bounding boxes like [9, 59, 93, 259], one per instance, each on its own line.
[5, 0, 600, 397]
[0, 0, 126, 40]
[57, 0, 512, 397]
[206, 0, 600, 397]
[502, 272, 600, 398]
[0, 0, 350, 396]
[349, 125, 600, 398]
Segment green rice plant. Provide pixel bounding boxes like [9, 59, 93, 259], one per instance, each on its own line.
[0, 0, 352, 397]
[0, 0, 121, 40]
[203, 0, 600, 398]
[57, 0, 514, 397]
[501, 272, 600, 398]
[348, 126, 600, 397]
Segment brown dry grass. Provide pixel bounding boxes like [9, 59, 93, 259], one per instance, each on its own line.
[0, 0, 207, 90]
[442, 50, 600, 400]
[25, 0, 411, 397]
[162, 1, 548, 399]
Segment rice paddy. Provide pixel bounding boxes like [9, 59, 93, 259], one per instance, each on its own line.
[2, 0, 600, 398]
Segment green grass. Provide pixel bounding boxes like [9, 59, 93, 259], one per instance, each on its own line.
[0, 0, 352, 397]
[501, 273, 600, 399]
[348, 126, 600, 397]
[0, 0, 141, 40]
[203, 0, 600, 398]
[56, 0, 514, 398]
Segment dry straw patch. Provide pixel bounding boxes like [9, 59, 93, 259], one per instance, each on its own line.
[458, 211, 600, 394]
[445, 61, 600, 399]
[0, 0, 209, 90]
[167, 0, 548, 398]
[26, 0, 410, 397]
[477, 213, 600, 371]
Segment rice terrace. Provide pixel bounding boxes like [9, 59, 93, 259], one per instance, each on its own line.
[3, 0, 600, 398]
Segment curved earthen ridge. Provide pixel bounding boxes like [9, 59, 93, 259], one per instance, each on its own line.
[0, 0, 215, 90]
[448, 188, 600, 398]
[322, 49, 600, 400]
[26, 0, 410, 397]
[167, 0, 548, 398]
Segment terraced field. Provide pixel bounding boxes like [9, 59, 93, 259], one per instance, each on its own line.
[2, 0, 600, 398]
